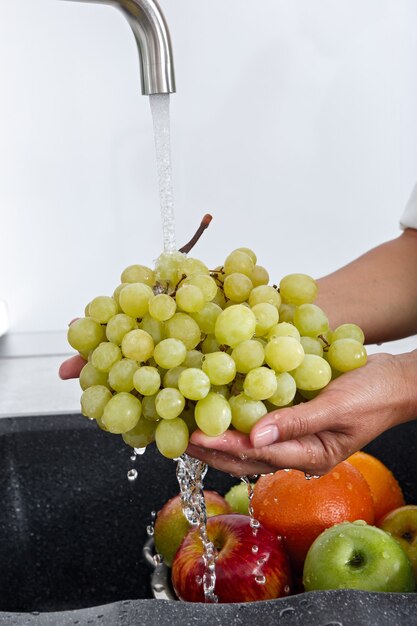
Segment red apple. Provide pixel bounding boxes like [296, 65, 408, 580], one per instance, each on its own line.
[154, 490, 231, 566]
[379, 505, 417, 579]
[171, 513, 292, 603]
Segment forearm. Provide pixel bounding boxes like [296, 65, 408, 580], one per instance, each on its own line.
[316, 228, 417, 344]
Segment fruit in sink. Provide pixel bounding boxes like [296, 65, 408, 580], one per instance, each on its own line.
[303, 520, 416, 593]
[154, 490, 231, 566]
[251, 461, 375, 572]
[67, 233, 368, 458]
[379, 505, 417, 579]
[171, 513, 292, 602]
[224, 482, 254, 515]
[347, 451, 405, 523]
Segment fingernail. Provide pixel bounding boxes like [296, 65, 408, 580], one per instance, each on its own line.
[253, 424, 279, 448]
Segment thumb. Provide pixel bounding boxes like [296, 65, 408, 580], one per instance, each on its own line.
[250, 395, 339, 448]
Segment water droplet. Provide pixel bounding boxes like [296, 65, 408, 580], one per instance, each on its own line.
[153, 583, 164, 593]
[284, 468, 290, 472]
[151, 510, 157, 519]
[284, 584, 291, 594]
[257, 557, 267, 566]
[252, 545, 259, 554]
[382, 551, 390, 560]
[127, 468, 138, 481]
[304, 473, 313, 480]
[134, 447, 146, 455]
[255, 575, 266, 585]
[130, 454, 136, 461]
[333, 472, 340, 479]
[153, 553, 163, 565]
[279, 607, 295, 617]
[146, 524, 155, 536]
[195, 575, 203, 585]
[250, 518, 260, 529]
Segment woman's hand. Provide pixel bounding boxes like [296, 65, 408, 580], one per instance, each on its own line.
[188, 351, 417, 477]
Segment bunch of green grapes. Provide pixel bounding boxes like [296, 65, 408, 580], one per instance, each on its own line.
[69, 247, 367, 459]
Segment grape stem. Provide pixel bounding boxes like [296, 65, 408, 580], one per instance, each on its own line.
[179, 214, 213, 254]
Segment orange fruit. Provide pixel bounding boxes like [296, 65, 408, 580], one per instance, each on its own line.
[346, 451, 405, 523]
[252, 461, 375, 572]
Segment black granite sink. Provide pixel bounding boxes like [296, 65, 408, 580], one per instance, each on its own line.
[0, 413, 416, 625]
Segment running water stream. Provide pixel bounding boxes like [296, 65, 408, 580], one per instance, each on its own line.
[150, 95, 217, 602]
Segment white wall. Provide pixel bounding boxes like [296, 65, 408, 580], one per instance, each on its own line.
[1, 0, 416, 354]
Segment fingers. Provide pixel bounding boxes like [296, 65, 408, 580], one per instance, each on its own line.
[250, 391, 343, 449]
[186, 442, 276, 477]
[59, 355, 86, 380]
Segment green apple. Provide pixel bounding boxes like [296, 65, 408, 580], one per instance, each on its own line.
[154, 490, 231, 566]
[379, 505, 417, 579]
[224, 482, 254, 515]
[303, 520, 415, 593]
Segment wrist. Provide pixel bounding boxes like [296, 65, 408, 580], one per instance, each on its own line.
[396, 348, 417, 425]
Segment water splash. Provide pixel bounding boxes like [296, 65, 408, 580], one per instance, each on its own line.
[127, 469, 138, 481]
[176, 454, 218, 603]
[149, 94, 176, 253]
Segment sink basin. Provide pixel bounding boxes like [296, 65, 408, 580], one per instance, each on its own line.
[0, 413, 416, 625]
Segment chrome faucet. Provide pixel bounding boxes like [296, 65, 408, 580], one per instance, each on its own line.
[63, 0, 176, 95]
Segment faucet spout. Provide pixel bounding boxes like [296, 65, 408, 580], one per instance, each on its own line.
[64, 0, 176, 95]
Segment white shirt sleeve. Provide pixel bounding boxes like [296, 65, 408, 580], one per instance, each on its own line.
[400, 183, 417, 229]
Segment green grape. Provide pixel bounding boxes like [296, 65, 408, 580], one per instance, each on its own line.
[201, 334, 221, 354]
[106, 313, 138, 345]
[133, 366, 161, 396]
[212, 287, 227, 308]
[184, 274, 218, 301]
[91, 342, 122, 373]
[252, 302, 279, 337]
[178, 368, 211, 401]
[202, 351, 236, 385]
[300, 336, 324, 357]
[155, 388, 186, 419]
[268, 372, 297, 407]
[291, 354, 332, 390]
[191, 302, 223, 334]
[223, 250, 255, 277]
[148, 293, 177, 322]
[223, 273, 253, 303]
[102, 392, 142, 434]
[331, 323, 365, 344]
[79, 362, 109, 390]
[267, 322, 300, 341]
[88, 296, 119, 324]
[327, 338, 367, 372]
[215, 304, 257, 347]
[142, 394, 159, 421]
[211, 384, 230, 399]
[293, 304, 329, 338]
[112, 283, 128, 306]
[279, 273, 318, 305]
[179, 406, 198, 434]
[165, 313, 201, 350]
[163, 366, 187, 389]
[231, 339, 265, 374]
[121, 329, 154, 362]
[182, 257, 210, 276]
[195, 392, 232, 436]
[153, 337, 187, 369]
[298, 388, 321, 400]
[154, 251, 186, 286]
[80, 385, 112, 420]
[175, 284, 205, 313]
[119, 283, 154, 318]
[183, 350, 204, 369]
[265, 336, 305, 372]
[229, 393, 267, 434]
[155, 417, 189, 459]
[139, 314, 166, 344]
[234, 247, 257, 264]
[248, 285, 281, 309]
[68, 317, 106, 354]
[250, 264, 269, 287]
[108, 358, 138, 392]
[243, 366, 278, 401]
[279, 303, 296, 323]
[122, 417, 157, 448]
[121, 264, 156, 286]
